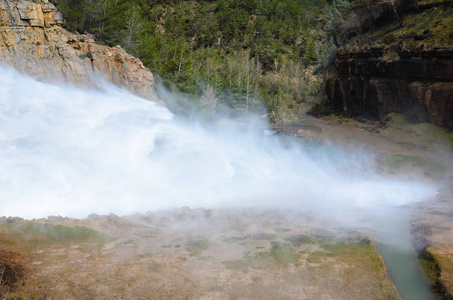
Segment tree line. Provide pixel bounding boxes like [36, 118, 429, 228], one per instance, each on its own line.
[51, 0, 333, 123]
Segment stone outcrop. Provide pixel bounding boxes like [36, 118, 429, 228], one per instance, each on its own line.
[325, 0, 453, 130]
[325, 46, 453, 129]
[0, 0, 157, 101]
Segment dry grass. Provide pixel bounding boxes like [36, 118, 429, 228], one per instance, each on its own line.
[0, 211, 402, 299]
[0, 234, 30, 294]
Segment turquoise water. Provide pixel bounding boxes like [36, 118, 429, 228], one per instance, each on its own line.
[375, 208, 435, 300]
[378, 242, 435, 300]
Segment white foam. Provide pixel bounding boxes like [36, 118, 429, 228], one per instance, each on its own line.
[0, 65, 435, 219]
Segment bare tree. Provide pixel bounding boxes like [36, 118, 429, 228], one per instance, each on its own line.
[272, 59, 279, 72]
[379, 0, 402, 26]
[200, 85, 217, 110]
[388, 0, 403, 26]
[125, 4, 142, 49]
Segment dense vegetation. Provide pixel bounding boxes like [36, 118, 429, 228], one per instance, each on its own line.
[51, 0, 335, 123]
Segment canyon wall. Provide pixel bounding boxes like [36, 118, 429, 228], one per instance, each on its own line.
[325, 46, 453, 129]
[325, 1, 453, 129]
[0, 0, 157, 100]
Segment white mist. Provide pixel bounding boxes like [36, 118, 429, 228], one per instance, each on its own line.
[0, 65, 435, 219]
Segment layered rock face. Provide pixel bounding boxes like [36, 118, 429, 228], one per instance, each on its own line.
[325, 0, 453, 130]
[0, 0, 157, 100]
[325, 46, 453, 129]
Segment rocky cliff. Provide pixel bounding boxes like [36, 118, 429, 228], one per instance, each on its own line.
[325, 1, 453, 129]
[0, 0, 157, 100]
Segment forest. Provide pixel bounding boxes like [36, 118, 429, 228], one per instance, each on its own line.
[51, 0, 339, 123]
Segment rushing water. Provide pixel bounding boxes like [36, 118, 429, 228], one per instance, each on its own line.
[0, 65, 438, 297]
[0, 65, 434, 219]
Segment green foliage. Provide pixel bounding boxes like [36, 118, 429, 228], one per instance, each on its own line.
[419, 258, 439, 283]
[420, 246, 453, 295]
[51, 0, 330, 123]
[321, 242, 374, 256]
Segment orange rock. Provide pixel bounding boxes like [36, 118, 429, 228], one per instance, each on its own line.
[0, 0, 159, 102]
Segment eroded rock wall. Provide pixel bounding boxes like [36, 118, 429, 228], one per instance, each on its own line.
[325, 47, 453, 129]
[0, 0, 157, 100]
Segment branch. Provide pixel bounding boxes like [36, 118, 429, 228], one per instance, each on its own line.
[0, 266, 5, 287]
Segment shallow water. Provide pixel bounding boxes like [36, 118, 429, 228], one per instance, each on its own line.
[375, 208, 435, 300]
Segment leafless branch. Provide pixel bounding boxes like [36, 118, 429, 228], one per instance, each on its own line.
[0, 265, 6, 287]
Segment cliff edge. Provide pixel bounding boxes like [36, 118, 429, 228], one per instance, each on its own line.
[0, 0, 157, 100]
